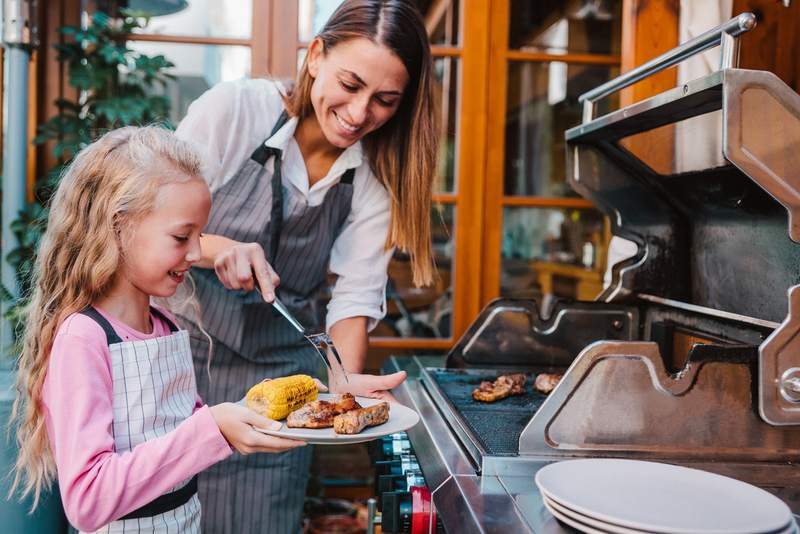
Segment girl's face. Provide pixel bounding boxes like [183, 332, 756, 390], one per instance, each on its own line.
[307, 37, 409, 148]
[120, 177, 211, 298]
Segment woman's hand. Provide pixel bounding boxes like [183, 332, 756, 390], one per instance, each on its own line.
[210, 239, 280, 301]
[209, 402, 306, 454]
[329, 370, 407, 402]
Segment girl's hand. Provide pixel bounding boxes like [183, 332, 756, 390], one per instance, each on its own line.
[209, 402, 306, 454]
[212, 240, 280, 302]
[329, 370, 407, 403]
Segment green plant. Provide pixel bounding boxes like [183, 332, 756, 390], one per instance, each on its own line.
[3, 10, 175, 346]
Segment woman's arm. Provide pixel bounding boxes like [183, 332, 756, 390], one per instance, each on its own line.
[329, 316, 368, 373]
[198, 234, 281, 301]
[197, 233, 237, 269]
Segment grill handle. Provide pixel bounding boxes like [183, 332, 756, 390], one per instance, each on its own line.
[579, 11, 756, 122]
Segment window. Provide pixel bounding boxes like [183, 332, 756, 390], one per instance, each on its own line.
[66, 0, 621, 357]
[482, 0, 622, 311]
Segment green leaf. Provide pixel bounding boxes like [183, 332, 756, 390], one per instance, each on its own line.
[99, 43, 130, 64]
[10, 9, 176, 354]
[92, 11, 111, 29]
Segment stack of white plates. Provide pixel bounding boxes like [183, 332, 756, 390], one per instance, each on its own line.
[535, 459, 797, 534]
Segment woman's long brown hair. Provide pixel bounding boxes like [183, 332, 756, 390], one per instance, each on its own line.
[285, 0, 438, 286]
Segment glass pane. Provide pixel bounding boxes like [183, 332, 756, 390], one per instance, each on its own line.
[434, 57, 458, 193]
[127, 42, 251, 124]
[509, 0, 622, 55]
[500, 207, 606, 304]
[373, 204, 454, 338]
[298, 0, 345, 42]
[505, 61, 618, 197]
[131, 0, 252, 40]
[298, 0, 459, 45]
[415, 0, 460, 46]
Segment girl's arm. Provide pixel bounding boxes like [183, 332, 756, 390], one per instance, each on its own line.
[43, 327, 232, 532]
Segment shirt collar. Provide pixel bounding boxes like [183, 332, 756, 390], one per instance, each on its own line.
[264, 114, 364, 172]
[264, 114, 298, 155]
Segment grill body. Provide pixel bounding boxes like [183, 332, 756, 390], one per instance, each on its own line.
[384, 20, 800, 534]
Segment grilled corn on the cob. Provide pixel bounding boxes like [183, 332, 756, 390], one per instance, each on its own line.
[245, 375, 318, 420]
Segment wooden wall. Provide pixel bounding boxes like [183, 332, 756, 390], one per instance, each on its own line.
[32, 0, 81, 194]
[734, 0, 800, 92]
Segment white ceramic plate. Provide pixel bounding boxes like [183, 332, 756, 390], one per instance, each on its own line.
[248, 393, 420, 445]
[545, 494, 799, 534]
[543, 495, 645, 534]
[535, 459, 793, 534]
[542, 496, 611, 534]
[542, 494, 797, 534]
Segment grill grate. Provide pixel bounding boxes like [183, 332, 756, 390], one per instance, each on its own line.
[428, 369, 549, 456]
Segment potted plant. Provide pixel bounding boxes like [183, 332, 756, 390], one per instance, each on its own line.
[1, 9, 173, 531]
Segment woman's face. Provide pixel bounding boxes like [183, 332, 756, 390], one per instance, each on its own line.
[307, 37, 410, 148]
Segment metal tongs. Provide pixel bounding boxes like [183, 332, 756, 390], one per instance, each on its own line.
[272, 297, 350, 383]
[254, 279, 349, 383]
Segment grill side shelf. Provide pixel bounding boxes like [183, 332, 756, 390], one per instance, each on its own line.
[518, 340, 800, 460]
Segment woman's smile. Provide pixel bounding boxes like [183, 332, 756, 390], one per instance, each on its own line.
[332, 110, 362, 136]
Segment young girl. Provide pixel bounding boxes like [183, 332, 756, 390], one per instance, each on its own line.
[173, 1, 432, 530]
[10, 126, 307, 533]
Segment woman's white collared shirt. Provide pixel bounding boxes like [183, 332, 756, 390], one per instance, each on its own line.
[175, 79, 392, 330]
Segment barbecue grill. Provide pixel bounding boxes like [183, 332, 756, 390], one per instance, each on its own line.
[383, 13, 800, 533]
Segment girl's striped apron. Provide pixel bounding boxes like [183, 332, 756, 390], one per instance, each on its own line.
[79, 307, 201, 534]
[184, 110, 356, 534]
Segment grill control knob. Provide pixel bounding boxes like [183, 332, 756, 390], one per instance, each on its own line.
[378, 474, 408, 507]
[381, 490, 412, 533]
[375, 459, 403, 477]
[780, 367, 800, 402]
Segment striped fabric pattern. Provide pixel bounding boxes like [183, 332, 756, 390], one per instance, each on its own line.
[88, 330, 200, 534]
[189, 332, 319, 534]
[191, 155, 353, 359]
[181, 112, 356, 533]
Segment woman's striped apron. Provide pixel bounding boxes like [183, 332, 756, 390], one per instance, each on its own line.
[78, 307, 201, 534]
[184, 110, 356, 534]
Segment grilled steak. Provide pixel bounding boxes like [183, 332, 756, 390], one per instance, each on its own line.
[472, 373, 527, 402]
[286, 393, 362, 428]
[333, 402, 390, 434]
[533, 373, 562, 394]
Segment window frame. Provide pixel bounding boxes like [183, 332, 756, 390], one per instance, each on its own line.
[481, 0, 623, 304]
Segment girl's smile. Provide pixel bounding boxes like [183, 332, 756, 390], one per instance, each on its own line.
[168, 269, 187, 284]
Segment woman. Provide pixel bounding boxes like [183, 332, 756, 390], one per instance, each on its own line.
[173, 1, 438, 532]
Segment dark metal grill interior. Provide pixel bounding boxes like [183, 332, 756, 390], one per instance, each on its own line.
[428, 369, 548, 455]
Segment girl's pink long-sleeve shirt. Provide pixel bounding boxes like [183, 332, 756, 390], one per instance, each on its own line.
[41, 308, 232, 532]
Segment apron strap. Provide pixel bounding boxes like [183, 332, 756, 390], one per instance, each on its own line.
[79, 306, 179, 346]
[150, 306, 179, 332]
[119, 475, 198, 521]
[79, 307, 123, 345]
[249, 110, 290, 166]
[247, 110, 357, 263]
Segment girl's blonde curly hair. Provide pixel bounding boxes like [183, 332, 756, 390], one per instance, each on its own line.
[9, 125, 205, 509]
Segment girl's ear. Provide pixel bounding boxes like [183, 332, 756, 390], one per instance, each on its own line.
[306, 37, 324, 78]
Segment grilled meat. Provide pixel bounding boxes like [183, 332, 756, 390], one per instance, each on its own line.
[533, 373, 563, 394]
[333, 402, 390, 434]
[286, 393, 362, 428]
[472, 373, 527, 402]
